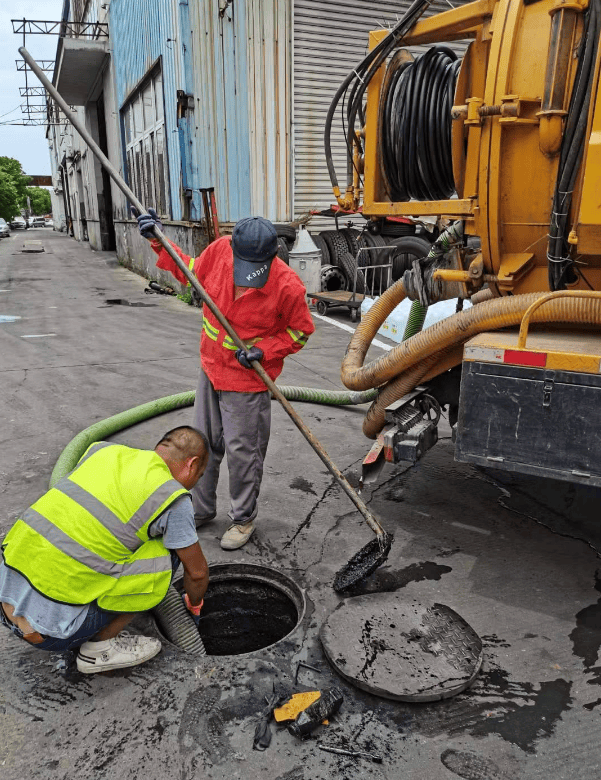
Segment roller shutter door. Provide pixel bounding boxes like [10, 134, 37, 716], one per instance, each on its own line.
[292, 0, 468, 218]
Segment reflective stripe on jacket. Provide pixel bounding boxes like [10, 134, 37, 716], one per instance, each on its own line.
[152, 236, 315, 392]
[1, 442, 188, 612]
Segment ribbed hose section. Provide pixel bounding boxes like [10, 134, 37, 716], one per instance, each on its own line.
[344, 291, 601, 437]
[343, 292, 601, 393]
[50, 387, 378, 486]
[363, 359, 435, 438]
[402, 300, 428, 340]
[151, 584, 206, 655]
[50, 391, 196, 487]
[469, 288, 494, 305]
[362, 347, 464, 438]
[341, 279, 408, 391]
[277, 386, 377, 405]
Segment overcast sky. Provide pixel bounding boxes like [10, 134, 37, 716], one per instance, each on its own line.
[0, 1, 64, 176]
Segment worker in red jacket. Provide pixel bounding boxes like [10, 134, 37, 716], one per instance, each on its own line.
[136, 211, 315, 550]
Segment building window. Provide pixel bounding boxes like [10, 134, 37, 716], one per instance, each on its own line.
[122, 70, 169, 218]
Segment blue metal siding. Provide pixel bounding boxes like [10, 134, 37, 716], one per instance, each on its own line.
[110, 0, 183, 219]
[189, 0, 252, 222]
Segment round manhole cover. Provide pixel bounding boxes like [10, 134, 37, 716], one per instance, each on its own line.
[320, 595, 483, 702]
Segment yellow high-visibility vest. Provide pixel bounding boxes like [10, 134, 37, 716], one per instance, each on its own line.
[2, 442, 188, 612]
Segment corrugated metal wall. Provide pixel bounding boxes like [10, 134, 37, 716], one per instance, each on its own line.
[110, 0, 183, 219]
[292, 0, 468, 218]
[246, 0, 291, 221]
[188, 0, 252, 223]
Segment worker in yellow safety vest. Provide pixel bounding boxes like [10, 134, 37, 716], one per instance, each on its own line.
[0, 426, 210, 674]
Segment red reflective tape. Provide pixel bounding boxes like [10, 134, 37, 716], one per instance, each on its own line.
[503, 349, 547, 367]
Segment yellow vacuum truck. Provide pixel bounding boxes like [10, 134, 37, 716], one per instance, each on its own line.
[327, 0, 601, 486]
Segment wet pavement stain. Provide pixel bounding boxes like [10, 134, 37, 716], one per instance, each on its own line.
[102, 298, 157, 307]
[468, 677, 572, 752]
[397, 666, 573, 754]
[342, 560, 452, 596]
[583, 697, 601, 711]
[289, 476, 317, 496]
[570, 571, 601, 674]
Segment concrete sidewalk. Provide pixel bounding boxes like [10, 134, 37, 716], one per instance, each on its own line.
[1, 230, 600, 780]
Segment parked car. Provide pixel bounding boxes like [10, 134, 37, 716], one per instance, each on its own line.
[0, 219, 10, 238]
[10, 217, 26, 229]
[44, 218, 54, 229]
[32, 216, 45, 227]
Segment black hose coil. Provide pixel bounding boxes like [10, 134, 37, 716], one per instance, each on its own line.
[548, 0, 601, 290]
[379, 46, 461, 202]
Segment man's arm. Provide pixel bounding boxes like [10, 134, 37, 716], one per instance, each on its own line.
[175, 543, 209, 606]
[253, 282, 315, 363]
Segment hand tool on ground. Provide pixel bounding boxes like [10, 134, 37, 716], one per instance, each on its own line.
[317, 743, 383, 763]
[20, 45, 392, 590]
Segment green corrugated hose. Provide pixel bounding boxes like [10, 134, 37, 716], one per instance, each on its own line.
[49, 385, 378, 487]
[402, 300, 428, 341]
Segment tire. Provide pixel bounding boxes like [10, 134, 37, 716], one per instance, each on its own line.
[350, 307, 359, 323]
[340, 228, 360, 259]
[311, 233, 331, 265]
[321, 230, 349, 268]
[276, 237, 290, 265]
[273, 223, 296, 241]
[362, 233, 391, 293]
[388, 235, 432, 281]
[316, 300, 328, 316]
[338, 252, 366, 294]
[320, 264, 347, 292]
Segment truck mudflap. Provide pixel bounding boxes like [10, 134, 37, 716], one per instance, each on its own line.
[455, 361, 601, 486]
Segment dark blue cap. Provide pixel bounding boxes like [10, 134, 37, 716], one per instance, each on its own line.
[232, 216, 279, 288]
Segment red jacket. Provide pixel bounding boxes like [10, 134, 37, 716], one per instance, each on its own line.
[152, 236, 315, 392]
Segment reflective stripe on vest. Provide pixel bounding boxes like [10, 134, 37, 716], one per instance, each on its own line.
[19, 508, 171, 578]
[185, 256, 196, 287]
[202, 316, 219, 341]
[286, 327, 308, 346]
[2, 444, 187, 611]
[222, 335, 261, 351]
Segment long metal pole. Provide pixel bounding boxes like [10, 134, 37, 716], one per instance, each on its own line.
[20, 46, 386, 539]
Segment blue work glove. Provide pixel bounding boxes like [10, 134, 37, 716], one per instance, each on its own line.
[235, 345, 264, 369]
[131, 206, 163, 239]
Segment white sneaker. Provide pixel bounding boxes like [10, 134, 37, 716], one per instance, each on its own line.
[220, 521, 255, 550]
[76, 632, 161, 674]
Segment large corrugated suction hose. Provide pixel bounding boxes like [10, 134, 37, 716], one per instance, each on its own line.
[341, 287, 601, 438]
[152, 584, 207, 655]
[49, 386, 377, 487]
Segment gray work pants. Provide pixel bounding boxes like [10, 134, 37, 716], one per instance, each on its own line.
[192, 369, 271, 526]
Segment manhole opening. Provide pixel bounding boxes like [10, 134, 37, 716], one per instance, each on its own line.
[169, 563, 306, 656]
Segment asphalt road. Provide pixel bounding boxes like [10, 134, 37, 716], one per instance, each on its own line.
[1, 229, 600, 780]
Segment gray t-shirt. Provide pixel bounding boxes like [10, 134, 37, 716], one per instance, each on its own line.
[0, 494, 198, 639]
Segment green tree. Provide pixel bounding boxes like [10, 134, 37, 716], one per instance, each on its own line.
[25, 186, 52, 216]
[0, 157, 30, 209]
[0, 169, 20, 221]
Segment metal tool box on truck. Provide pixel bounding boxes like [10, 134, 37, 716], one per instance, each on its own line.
[455, 330, 601, 486]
